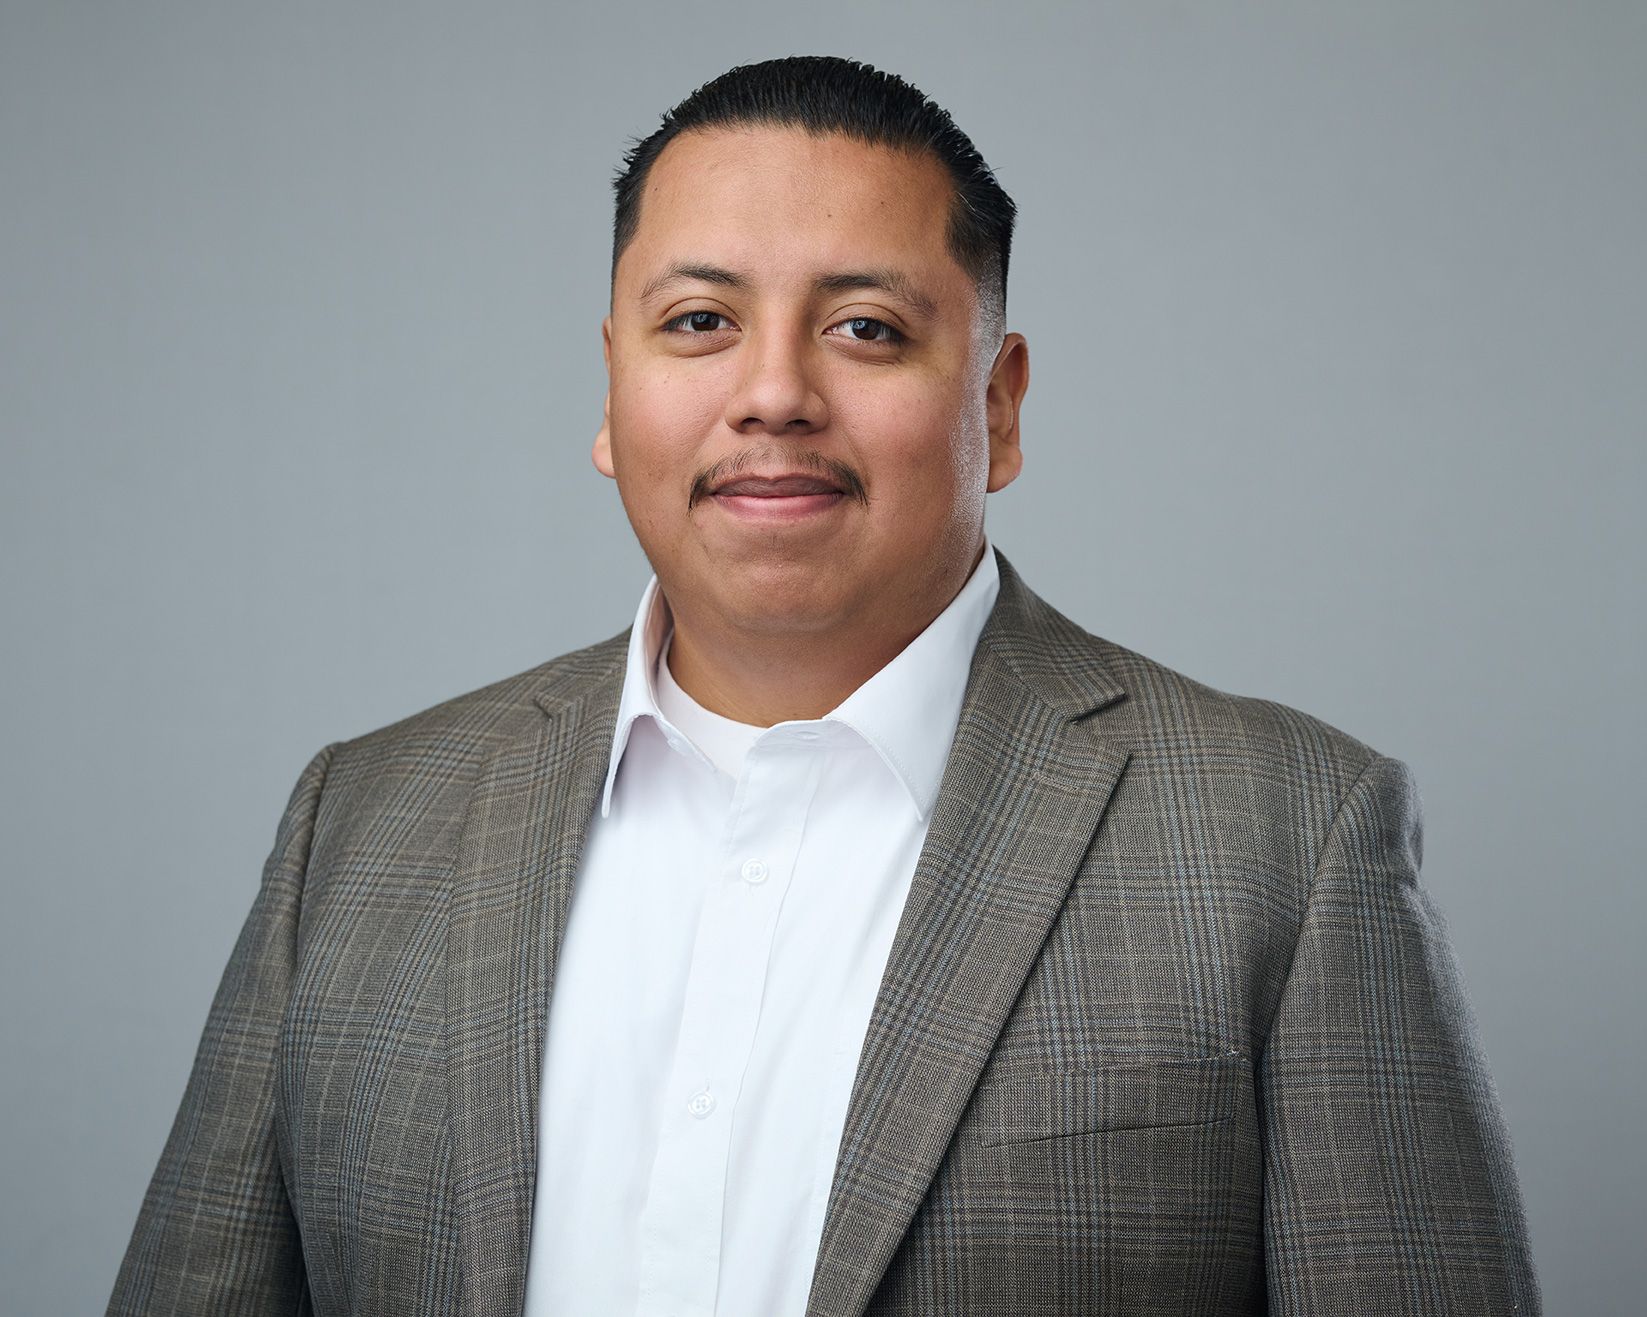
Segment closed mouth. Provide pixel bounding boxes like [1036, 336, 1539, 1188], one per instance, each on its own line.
[688, 454, 867, 509]
[711, 475, 847, 497]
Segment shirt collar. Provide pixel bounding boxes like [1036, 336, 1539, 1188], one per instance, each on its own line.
[600, 573, 680, 818]
[599, 538, 1000, 821]
[824, 541, 998, 819]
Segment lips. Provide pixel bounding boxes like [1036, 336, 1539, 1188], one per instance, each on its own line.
[712, 474, 846, 497]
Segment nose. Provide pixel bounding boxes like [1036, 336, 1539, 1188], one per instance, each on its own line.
[722, 327, 829, 435]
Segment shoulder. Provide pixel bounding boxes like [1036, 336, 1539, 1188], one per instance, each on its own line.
[1020, 593, 1411, 908]
[1103, 635, 1380, 789]
[994, 554, 1383, 787]
[989, 558, 1389, 859]
[312, 629, 629, 796]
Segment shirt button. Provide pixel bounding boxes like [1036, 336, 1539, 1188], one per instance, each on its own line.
[687, 1089, 716, 1119]
[740, 858, 769, 885]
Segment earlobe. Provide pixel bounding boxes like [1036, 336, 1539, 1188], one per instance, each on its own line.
[592, 391, 616, 478]
[593, 317, 617, 478]
[986, 440, 1023, 493]
[985, 333, 1029, 493]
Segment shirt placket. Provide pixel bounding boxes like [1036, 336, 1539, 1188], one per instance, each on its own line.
[634, 732, 824, 1317]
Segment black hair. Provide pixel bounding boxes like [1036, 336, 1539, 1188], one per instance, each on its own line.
[612, 55, 1016, 319]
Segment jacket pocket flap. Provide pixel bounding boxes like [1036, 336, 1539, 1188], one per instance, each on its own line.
[974, 1051, 1247, 1148]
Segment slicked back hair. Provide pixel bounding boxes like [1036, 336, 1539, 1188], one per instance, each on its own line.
[611, 56, 1016, 323]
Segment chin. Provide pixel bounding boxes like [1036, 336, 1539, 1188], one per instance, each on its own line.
[705, 569, 857, 636]
[723, 592, 853, 637]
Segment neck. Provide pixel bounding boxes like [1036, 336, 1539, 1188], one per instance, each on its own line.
[661, 544, 985, 727]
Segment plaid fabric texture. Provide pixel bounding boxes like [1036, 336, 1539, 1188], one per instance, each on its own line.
[108, 551, 1538, 1315]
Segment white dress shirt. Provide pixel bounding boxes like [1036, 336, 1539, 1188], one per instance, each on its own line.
[522, 541, 1000, 1317]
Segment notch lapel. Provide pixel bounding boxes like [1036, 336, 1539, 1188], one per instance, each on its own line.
[805, 561, 1133, 1317]
[443, 648, 624, 1316]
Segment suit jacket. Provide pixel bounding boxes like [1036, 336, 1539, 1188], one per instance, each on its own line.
[108, 551, 1538, 1316]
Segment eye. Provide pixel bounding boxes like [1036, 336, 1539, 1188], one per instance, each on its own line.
[826, 316, 905, 344]
[663, 310, 735, 333]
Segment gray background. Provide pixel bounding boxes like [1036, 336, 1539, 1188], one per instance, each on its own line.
[2, 2, 1640, 1312]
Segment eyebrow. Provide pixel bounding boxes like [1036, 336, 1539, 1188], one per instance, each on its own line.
[639, 263, 747, 303]
[638, 262, 939, 321]
[814, 268, 939, 322]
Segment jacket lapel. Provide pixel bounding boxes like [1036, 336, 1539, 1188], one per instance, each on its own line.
[443, 643, 625, 1316]
[805, 557, 1133, 1317]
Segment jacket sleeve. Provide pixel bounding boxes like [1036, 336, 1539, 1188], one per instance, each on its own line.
[107, 743, 336, 1316]
[1257, 753, 1540, 1314]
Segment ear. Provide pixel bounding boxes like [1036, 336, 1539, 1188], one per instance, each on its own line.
[984, 332, 1029, 493]
[592, 316, 616, 479]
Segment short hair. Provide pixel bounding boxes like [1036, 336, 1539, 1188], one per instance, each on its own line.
[612, 55, 1016, 321]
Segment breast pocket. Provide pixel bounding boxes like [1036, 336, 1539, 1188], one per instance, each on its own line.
[972, 1049, 1245, 1147]
[903, 1051, 1263, 1315]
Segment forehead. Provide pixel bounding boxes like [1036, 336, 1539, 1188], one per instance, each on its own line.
[618, 126, 967, 297]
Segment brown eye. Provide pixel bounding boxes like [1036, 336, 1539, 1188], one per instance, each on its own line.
[664, 311, 733, 333]
[828, 316, 903, 344]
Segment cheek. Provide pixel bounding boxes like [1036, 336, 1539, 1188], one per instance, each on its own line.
[610, 370, 724, 476]
[838, 381, 979, 494]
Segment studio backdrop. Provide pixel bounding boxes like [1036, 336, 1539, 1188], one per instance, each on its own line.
[1, 3, 1640, 1313]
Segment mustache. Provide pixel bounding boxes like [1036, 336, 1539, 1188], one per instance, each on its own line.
[687, 448, 869, 509]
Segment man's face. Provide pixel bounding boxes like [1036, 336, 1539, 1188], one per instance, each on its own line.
[596, 126, 1027, 645]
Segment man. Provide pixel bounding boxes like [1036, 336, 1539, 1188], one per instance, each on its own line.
[109, 55, 1538, 1316]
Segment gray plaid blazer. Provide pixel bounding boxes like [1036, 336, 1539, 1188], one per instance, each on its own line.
[109, 551, 1538, 1315]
